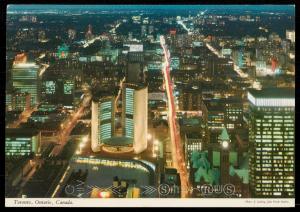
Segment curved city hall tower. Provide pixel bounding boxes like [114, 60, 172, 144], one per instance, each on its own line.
[122, 83, 148, 154]
[91, 96, 115, 152]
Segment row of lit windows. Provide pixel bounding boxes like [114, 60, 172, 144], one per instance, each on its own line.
[6, 152, 30, 156]
[5, 144, 31, 147]
[255, 107, 294, 112]
[125, 118, 134, 138]
[100, 112, 112, 121]
[255, 139, 294, 144]
[255, 129, 293, 134]
[125, 88, 134, 115]
[6, 138, 32, 141]
[255, 143, 294, 147]
[100, 123, 111, 140]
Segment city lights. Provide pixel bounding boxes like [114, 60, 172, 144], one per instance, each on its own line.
[82, 136, 89, 143]
[5, 4, 295, 206]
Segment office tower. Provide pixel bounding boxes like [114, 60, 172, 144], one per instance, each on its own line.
[127, 51, 144, 83]
[42, 80, 57, 104]
[128, 32, 133, 41]
[11, 92, 31, 112]
[141, 25, 147, 37]
[91, 95, 115, 152]
[85, 24, 94, 41]
[286, 30, 295, 43]
[268, 32, 281, 42]
[63, 79, 74, 108]
[281, 40, 291, 54]
[6, 93, 12, 111]
[178, 86, 202, 111]
[232, 48, 246, 69]
[248, 88, 294, 197]
[67, 29, 76, 40]
[38, 30, 47, 42]
[11, 54, 40, 106]
[184, 131, 203, 169]
[202, 100, 225, 130]
[170, 56, 180, 70]
[223, 98, 244, 130]
[5, 129, 40, 156]
[122, 83, 148, 154]
[148, 25, 154, 34]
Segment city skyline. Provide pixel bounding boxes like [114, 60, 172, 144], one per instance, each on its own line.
[4, 3, 295, 207]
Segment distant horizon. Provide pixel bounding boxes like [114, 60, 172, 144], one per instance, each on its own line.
[7, 4, 295, 13]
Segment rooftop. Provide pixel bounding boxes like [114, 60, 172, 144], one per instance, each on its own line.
[248, 87, 294, 99]
[218, 127, 230, 141]
[186, 132, 202, 139]
[6, 128, 39, 137]
[123, 82, 148, 91]
[204, 100, 224, 111]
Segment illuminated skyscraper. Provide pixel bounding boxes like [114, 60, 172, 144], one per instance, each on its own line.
[67, 29, 76, 40]
[286, 30, 295, 43]
[248, 88, 294, 197]
[148, 25, 154, 34]
[127, 51, 144, 83]
[122, 83, 148, 154]
[85, 24, 94, 41]
[11, 55, 40, 106]
[141, 25, 147, 37]
[11, 92, 31, 112]
[91, 96, 115, 152]
[5, 128, 40, 156]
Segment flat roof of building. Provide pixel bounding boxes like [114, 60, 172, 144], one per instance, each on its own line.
[6, 128, 39, 137]
[123, 82, 148, 90]
[203, 100, 224, 111]
[92, 90, 117, 102]
[248, 87, 294, 98]
[186, 132, 202, 139]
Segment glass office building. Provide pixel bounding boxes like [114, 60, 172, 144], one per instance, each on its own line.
[5, 129, 40, 156]
[11, 63, 40, 106]
[248, 88, 294, 197]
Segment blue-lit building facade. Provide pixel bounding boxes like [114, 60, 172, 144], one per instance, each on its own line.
[91, 96, 115, 152]
[122, 83, 148, 154]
